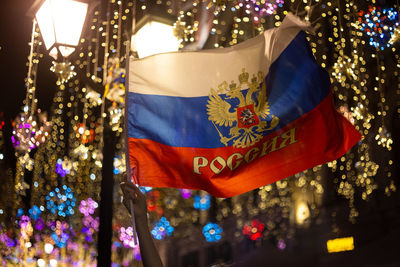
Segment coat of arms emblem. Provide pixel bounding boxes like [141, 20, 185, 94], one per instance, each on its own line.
[207, 69, 279, 148]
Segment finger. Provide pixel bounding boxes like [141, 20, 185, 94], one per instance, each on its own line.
[121, 184, 137, 197]
[130, 184, 145, 198]
[123, 182, 139, 191]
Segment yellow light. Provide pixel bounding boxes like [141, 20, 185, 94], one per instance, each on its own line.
[35, 0, 88, 58]
[295, 201, 310, 225]
[132, 17, 180, 58]
[327, 237, 354, 253]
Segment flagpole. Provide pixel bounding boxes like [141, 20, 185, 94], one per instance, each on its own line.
[123, 0, 138, 246]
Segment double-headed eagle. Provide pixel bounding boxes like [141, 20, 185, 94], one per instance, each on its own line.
[207, 69, 279, 148]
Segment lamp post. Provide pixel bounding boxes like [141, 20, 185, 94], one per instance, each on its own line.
[34, 0, 89, 84]
[131, 14, 180, 58]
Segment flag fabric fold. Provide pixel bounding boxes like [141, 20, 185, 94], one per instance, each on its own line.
[127, 13, 361, 198]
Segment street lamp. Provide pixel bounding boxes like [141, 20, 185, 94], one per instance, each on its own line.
[132, 14, 180, 58]
[35, 0, 89, 59]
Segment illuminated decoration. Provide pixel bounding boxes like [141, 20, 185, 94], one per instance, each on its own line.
[351, 103, 374, 129]
[242, 219, 265, 240]
[76, 123, 95, 144]
[202, 222, 223, 242]
[44, 242, 54, 254]
[375, 126, 393, 150]
[327, 237, 354, 253]
[73, 144, 89, 160]
[332, 55, 358, 85]
[389, 27, 400, 45]
[86, 89, 102, 107]
[28, 205, 42, 220]
[19, 215, 33, 242]
[82, 216, 99, 242]
[295, 200, 310, 225]
[17, 208, 24, 217]
[277, 239, 286, 250]
[120, 226, 139, 248]
[35, 0, 89, 58]
[193, 194, 211, 210]
[108, 104, 124, 132]
[0, 234, 16, 247]
[34, 218, 45, 231]
[105, 58, 125, 105]
[233, 0, 284, 22]
[173, 18, 198, 47]
[357, 6, 399, 50]
[180, 189, 192, 199]
[50, 61, 77, 85]
[46, 185, 76, 217]
[55, 158, 69, 177]
[151, 217, 174, 240]
[79, 198, 98, 217]
[207, 0, 231, 14]
[51, 221, 70, 248]
[92, 149, 103, 168]
[19, 215, 31, 229]
[132, 15, 180, 58]
[113, 154, 126, 175]
[11, 112, 50, 155]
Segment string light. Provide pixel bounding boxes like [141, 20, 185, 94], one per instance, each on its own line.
[203, 222, 223, 242]
[46, 185, 76, 217]
[242, 219, 265, 240]
[151, 217, 174, 240]
[356, 6, 399, 50]
[193, 194, 211, 210]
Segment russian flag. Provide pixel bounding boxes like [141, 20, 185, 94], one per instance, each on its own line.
[127, 14, 361, 198]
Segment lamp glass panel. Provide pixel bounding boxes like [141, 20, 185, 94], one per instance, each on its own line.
[36, 0, 56, 50]
[133, 21, 180, 58]
[52, 0, 88, 47]
[49, 47, 58, 59]
[59, 46, 75, 57]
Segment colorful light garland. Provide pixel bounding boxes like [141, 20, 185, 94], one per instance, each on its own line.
[202, 222, 223, 242]
[233, 0, 284, 23]
[50, 221, 70, 248]
[242, 219, 265, 240]
[357, 6, 399, 50]
[119, 226, 138, 248]
[79, 198, 98, 217]
[46, 185, 76, 217]
[180, 189, 192, 199]
[11, 112, 50, 155]
[193, 194, 211, 210]
[151, 217, 174, 240]
[28, 205, 42, 220]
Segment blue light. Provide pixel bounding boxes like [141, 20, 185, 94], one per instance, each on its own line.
[28, 205, 42, 220]
[202, 222, 223, 243]
[193, 194, 211, 210]
[151, 217, 174, 240]
[46, 185, 76, 217]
